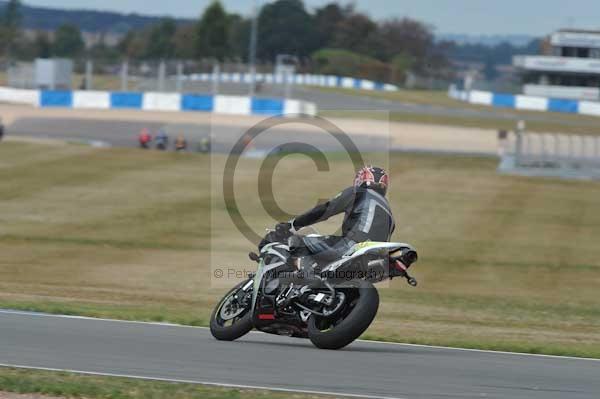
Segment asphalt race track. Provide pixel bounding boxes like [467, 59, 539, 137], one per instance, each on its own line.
[0, 310, 598, 399]
[8, 117, 391, 154]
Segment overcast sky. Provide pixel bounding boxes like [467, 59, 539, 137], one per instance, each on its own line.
[23, 0, 600, 35]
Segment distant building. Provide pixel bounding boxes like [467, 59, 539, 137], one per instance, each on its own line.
[35, 59, 73, 90]
[513, 29, 600, 100]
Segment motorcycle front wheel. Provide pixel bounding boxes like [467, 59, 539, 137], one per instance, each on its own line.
[307, 279, 379, 350]
[210, 280, 254, 341]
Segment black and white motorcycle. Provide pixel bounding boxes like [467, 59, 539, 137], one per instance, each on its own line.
[210, 226, 418, 350]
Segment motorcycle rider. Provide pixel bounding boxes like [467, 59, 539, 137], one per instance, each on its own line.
[138, 128, 152, 149]
[155, 129, 169, 150]
[275, 166, 395, 265]
[175, 134, 188, 152]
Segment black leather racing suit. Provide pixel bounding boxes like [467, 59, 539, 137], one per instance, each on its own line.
[291, 186, 395, 262]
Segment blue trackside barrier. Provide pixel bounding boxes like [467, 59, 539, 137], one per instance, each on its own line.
[251, 98, 284, 115]
[110, 92, 143, 109]
[447, 85, 600, 117]
[548, 98, 579, 113]
[181, 94, 214, 111]
[40, 90, 73, 107]
[492, 93, 516, 108]
[24, 88, 317, 116]
[0, 86, 316, 116]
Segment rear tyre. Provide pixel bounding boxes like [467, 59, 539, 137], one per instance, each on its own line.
[210, 280, 254, 341]
[307, 280, 379, 350]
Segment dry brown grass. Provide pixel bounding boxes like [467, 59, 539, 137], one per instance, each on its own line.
[0, 141, 599, 357]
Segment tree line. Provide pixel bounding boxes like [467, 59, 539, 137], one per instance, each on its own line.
[0, 0, 86, 60]
[116, 0, 454, 83]
[0, 0, 540, 84]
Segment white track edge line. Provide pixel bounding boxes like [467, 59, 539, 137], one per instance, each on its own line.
[0, 363, 403, 399]
[355, 339, 600, 362]
[1, 308, 598, 362]
[0, 309, 206, 329]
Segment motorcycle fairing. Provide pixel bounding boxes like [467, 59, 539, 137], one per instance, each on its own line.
[321, 241, 416, 273]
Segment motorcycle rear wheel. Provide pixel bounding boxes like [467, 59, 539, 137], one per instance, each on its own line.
[210, 280, 254, 341]
[307, 280, 379, 350]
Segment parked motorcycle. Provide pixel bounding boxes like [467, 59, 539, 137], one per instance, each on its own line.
[210, 226, 418, 350]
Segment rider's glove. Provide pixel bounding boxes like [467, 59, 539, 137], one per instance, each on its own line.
[275, 222, 292, 234]
[289, 219, 297, 234]
[276, 220, 298, 235]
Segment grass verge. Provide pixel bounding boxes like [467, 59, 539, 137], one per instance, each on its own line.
[0, 141, 599, 358]
[311, 86, 462, 108]
[0, 367, 333, 399]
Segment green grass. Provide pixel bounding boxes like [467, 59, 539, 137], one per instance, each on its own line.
[387, 112, 600, 135]
[315, 87, 600, 135]
[0, 367, 330, 399]
[1, 141, 600, 358]
[312, 86, 461, 107]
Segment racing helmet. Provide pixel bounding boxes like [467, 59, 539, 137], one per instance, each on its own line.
[354, 166, 389, 196]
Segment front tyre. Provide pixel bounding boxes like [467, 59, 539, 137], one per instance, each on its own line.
[308, 280, 379, 350]
[210, 280, 254, 341]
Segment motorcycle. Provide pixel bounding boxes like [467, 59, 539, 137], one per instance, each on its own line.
[155, 132, 169, 151]
[155, 139, 168, 151]
[210, 226, 418, 350]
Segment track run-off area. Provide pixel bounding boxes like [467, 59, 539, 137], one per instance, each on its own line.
[0, 310, 598, 399]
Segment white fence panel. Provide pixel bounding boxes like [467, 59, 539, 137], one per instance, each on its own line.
[469, 90, 493, 105]
[214, 95, 251, 115]
[0, 87, 39, 105]
[283, 99, 301, 115]
[73, 91, 110, 109]
[515, 95, 548, 111]
[301, 101, 317, 116]
[579, 101, 600, 116]
[361, 80, 375, 90]
[142, 92, 181, 111]
[341, 77, 354, 88]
